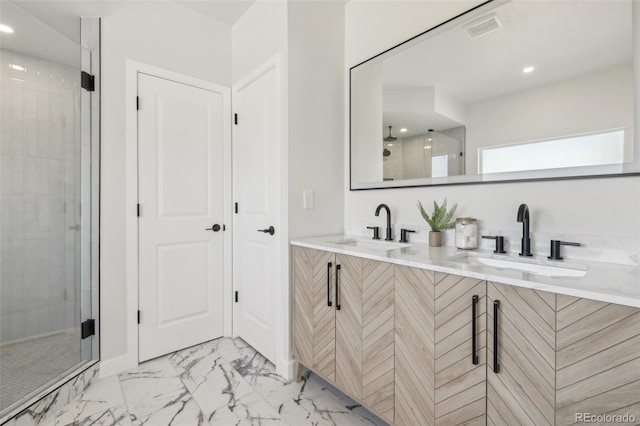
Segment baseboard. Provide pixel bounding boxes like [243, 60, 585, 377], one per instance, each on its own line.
[277, 357, 295, 381]
[99, 354, 137, 378]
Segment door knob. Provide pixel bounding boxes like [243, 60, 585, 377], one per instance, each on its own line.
[205, 224, 221, 232]
[257, 226, 275, 236]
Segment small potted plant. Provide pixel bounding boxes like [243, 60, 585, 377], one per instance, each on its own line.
[418, 198, 457, 247]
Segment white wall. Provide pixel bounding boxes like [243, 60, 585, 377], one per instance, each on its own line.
[465, 63, 635, 175]
[288, 1, 345, 239]
[345, 0, 640, 265]
[16, 1, 232, 364]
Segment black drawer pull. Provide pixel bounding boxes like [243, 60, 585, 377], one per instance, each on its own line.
[335, 264, 341, 310]
[472, 295, 479, 365]
[327, 262, 333, 307]
[493, 299, 501, 373]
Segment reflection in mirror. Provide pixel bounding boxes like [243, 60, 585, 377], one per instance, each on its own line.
[350, 0, 639, 189]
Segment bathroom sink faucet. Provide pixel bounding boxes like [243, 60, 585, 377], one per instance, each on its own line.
[517, 203, 533, 257]
[375, 203, 393, 241]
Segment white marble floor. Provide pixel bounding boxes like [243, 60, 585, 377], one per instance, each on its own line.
[51, 337, 388, 426]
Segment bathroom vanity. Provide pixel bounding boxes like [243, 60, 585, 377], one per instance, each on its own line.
[290, 237, 640, 426]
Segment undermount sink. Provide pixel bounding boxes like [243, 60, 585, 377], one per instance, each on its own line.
[333, 239, 409, 252]
[449, 252, 588, 278]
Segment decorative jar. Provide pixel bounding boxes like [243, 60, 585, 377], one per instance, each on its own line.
[455, 218, 478, 249]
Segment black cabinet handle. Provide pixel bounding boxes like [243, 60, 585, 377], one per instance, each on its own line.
[205, 224, 221, 232]
[335, 264, 341, 310]
[257, 226, 275, 236]
[472, 295, 479, 365]
[493, 299, 501, 373]
[327, 262, 333, 307]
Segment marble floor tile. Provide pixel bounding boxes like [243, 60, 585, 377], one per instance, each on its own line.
[50, 337, 389, 426]
[120, 358, 206, 426]
[55, 375, 125, 425]
[205, 391, 286, 426]
[58, 403, 131, 426]
[168, 341, 254, 415]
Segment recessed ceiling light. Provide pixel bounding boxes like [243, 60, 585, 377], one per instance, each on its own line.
[10, 64, 25, 71]
[400, 128, 407, 133]
[0, 24, 14, 34]
[522, 66, 535, 74]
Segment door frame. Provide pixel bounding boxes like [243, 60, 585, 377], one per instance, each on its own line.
[232, 54, 293, 380]
[102, 60, 232, 377]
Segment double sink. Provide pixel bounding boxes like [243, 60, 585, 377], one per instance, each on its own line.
[331, 238, 587, 278]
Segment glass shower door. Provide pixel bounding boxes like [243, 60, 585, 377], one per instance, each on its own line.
[0, 1, 95, 417]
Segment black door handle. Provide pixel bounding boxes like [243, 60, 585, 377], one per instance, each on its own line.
[205, 224, 221, 232]
[472, 295, 479, 365]
[493, 299, 501, 373]
[257, 226, 275, 236]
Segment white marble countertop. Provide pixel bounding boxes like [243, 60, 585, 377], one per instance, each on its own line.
[291, 235, 640, 308]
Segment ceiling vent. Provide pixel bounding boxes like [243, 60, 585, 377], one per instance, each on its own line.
[463, 14, 501, 38]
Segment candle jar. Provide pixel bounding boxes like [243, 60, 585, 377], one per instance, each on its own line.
[455, 218, 478, 249]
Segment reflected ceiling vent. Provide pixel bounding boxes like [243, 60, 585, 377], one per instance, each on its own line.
[463, 13, 501, 38]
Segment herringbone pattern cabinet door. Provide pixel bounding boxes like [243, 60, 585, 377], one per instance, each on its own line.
[555, 295, 640, 425]
[434, 273, 486, 425]
[487, 282, 556, 426]
[336, 254, 364, 400]
[313, 249, 337, 381]
[293, 246, 315, 368]
[395, 265, 436, 426]
[362, 260, 395, 423]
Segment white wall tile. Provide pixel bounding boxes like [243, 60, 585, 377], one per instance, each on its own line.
[36, 194, 50, 232]
[1, 49, 83, 342]
[10, 79, 24, 118]
[24, 157, 37, 195]
[36, 158, 50, 195]
[36, 89, 49, 121]
[24, 119, 37, 157]
[36, 119, 50, 157]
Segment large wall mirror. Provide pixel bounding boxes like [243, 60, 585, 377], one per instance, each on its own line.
[350, 0, 639, 189]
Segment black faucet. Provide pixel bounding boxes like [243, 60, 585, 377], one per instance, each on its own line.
[517, 203, 533, 257]
[375, 203, 393, 241]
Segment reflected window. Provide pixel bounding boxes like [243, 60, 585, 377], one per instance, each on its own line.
[479, 130, 625, 174]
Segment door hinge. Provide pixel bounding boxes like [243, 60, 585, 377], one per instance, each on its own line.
[81, 319, 95, 339]
[81, 71, 95, 92]
[235, 291, 238, 303]
[136, 96, 140, 110]
[234, 113, 238, 125]
[234, 202, 238, 214]
[137, 204, 141, 217]
[137, 310, 141, 324]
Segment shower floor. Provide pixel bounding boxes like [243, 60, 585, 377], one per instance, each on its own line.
[0, 331, 81, 412]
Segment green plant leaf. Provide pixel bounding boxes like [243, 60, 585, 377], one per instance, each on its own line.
[418, 198, 457, 232]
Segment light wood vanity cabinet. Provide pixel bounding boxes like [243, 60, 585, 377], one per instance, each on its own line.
[292, 247, 395, 423]
[293, 245, 640, 426]
[394, 267, 487, 426]
[487, 282, 556, 426]
[554, 295, 640, 425]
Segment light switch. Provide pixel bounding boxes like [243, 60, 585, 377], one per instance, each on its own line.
[303, 190, 314, 209]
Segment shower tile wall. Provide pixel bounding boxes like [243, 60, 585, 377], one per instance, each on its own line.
[0, 49, 81, 344]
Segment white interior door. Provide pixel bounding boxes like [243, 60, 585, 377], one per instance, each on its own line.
[138, 73, 227, 362]
[233, 65, 280, 363]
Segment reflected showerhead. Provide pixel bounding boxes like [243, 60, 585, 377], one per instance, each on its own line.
[384, 126, 397, 141]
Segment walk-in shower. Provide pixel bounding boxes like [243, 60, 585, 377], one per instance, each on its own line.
[0, 2, 99, 421]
